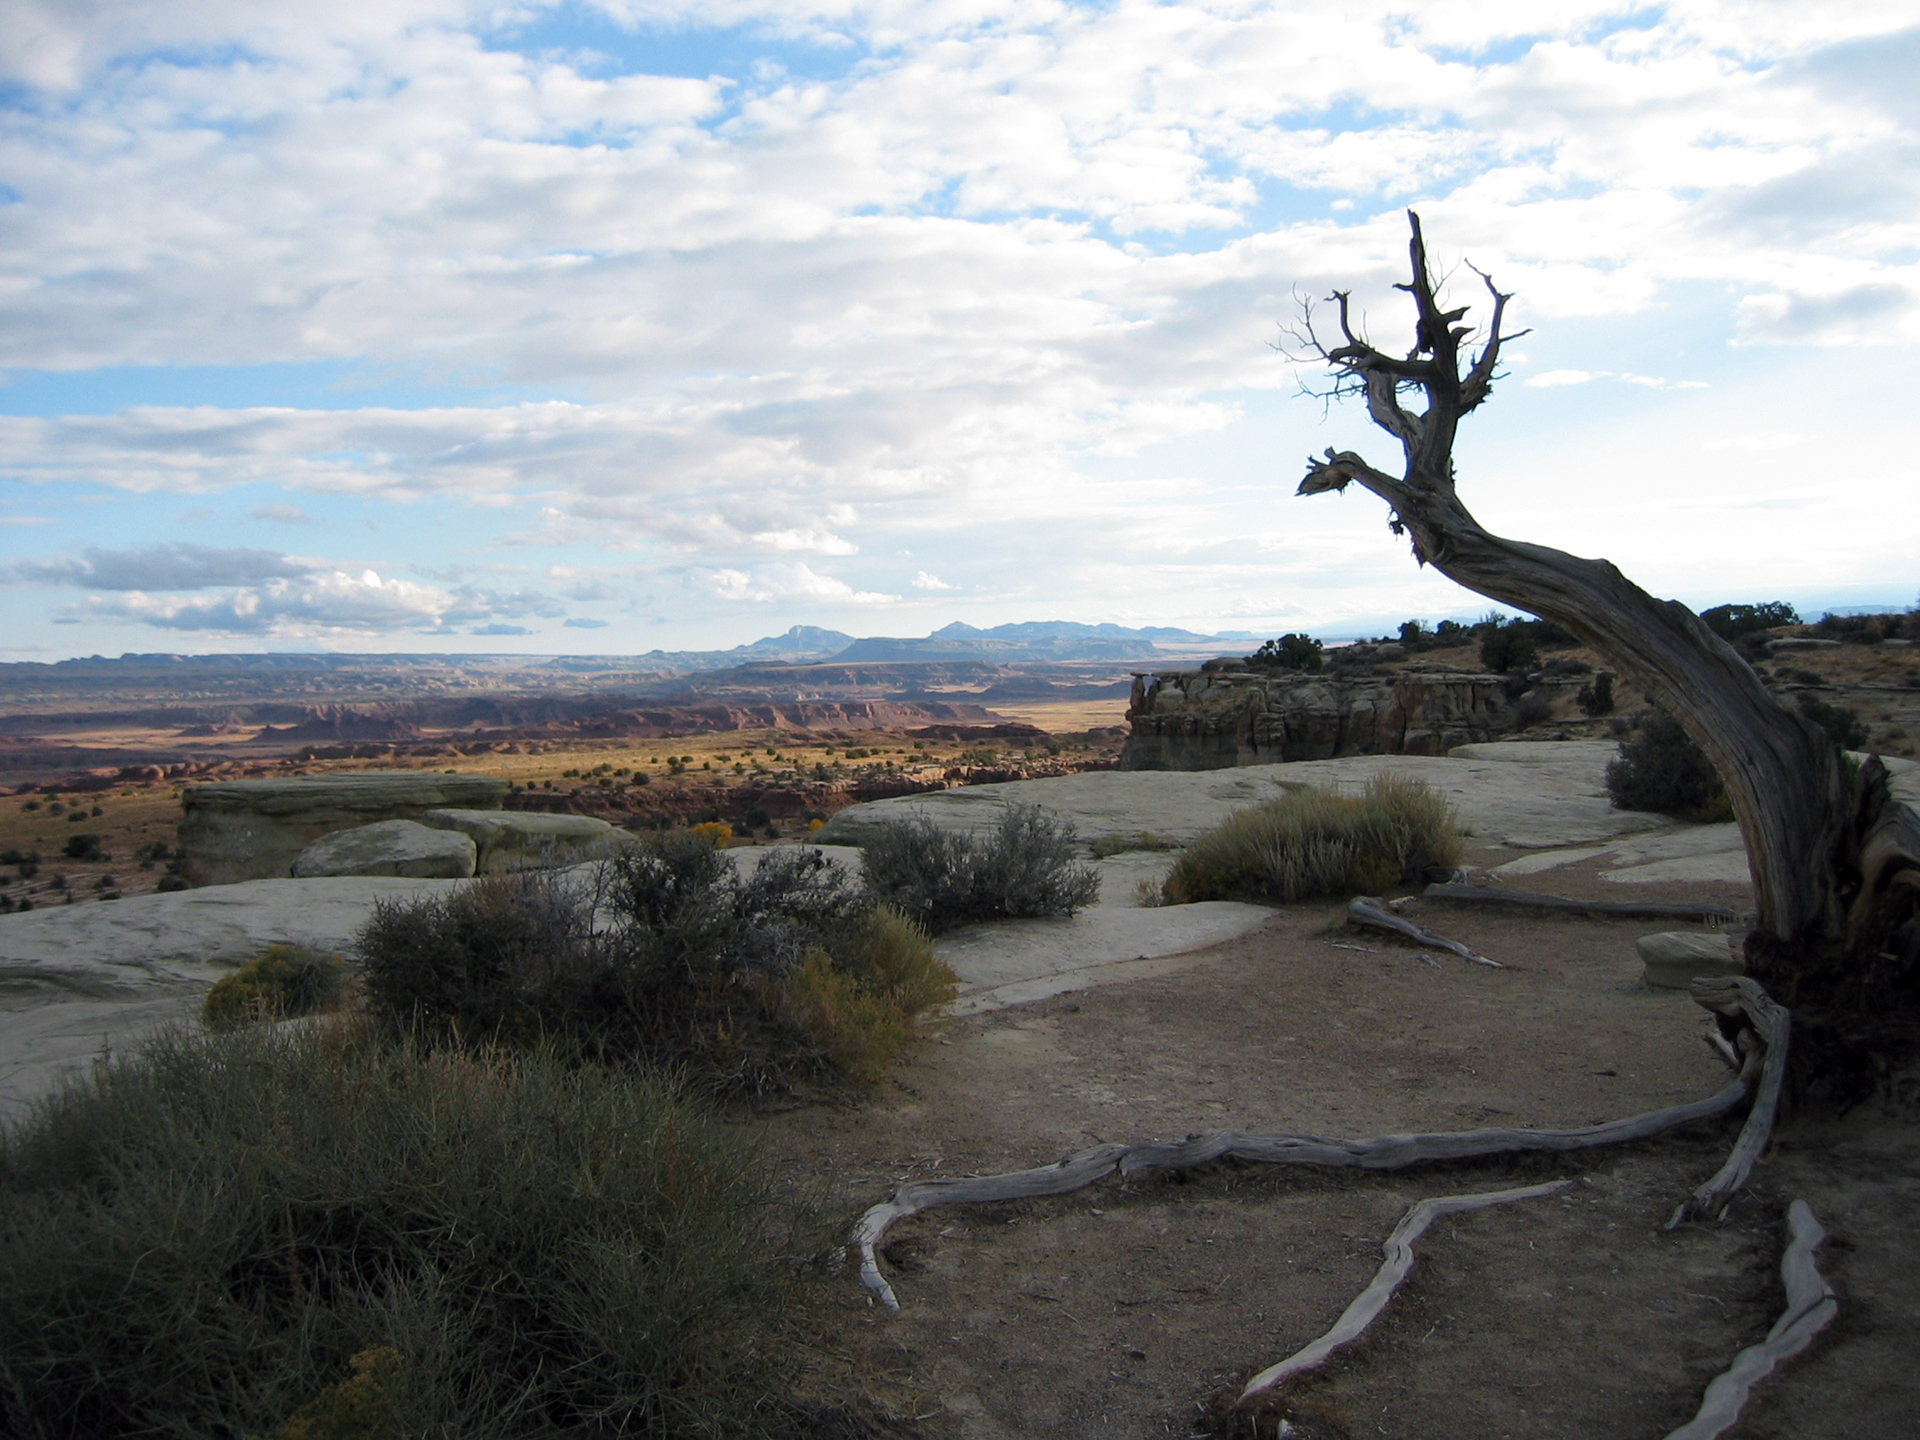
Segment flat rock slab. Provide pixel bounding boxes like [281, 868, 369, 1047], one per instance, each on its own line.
[179, 772, 508, 885]
[1637, 931, 1744, 989]
[0, 875, 470, 999]
[941, 900, 1275, 1014]
[0, 995, 202, 1127]
[818, 746, 1666, 853]
[423, 809, 633, 872]
[293, 819, 477, 879]
[1488, 822, 1752, 887]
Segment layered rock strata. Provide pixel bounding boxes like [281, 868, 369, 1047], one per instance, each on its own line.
[1121, 669, 1580, 771]
[179, 772, 509, 885]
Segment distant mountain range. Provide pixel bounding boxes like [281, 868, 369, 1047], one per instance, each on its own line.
[645, 621, 1260, 668]
[1, 621, 1265, 687]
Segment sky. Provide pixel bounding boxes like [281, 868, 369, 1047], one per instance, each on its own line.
[1, 0, 1916, 659]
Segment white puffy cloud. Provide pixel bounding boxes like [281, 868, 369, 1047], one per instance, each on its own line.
[912, 570, 957, 590]
[692, 562, 898, 605]
[60, 568, 454, 634]
[19, 552, 577, 637]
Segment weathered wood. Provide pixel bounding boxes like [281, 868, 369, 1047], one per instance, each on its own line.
[1663, 1200, 1836, 1440]
[1120, 1063, 1757, 1177]
[1291, 211, 1884, 1010]
[852, 1059, 1757, 1308]
[1423, 882, 1753, 925]
[1237, 1180, 1570, 1403]
[854, 977, 1789, 1307]
[1347, 895, 1500, 967]
[1669, 977, 1790, 1226]
[851, 1143, 1130, 1310]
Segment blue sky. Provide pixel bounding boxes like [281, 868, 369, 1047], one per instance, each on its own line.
[1, 0, 1916, 658]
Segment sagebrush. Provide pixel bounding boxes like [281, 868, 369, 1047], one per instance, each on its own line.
[0, 1022, 843, 1439]
[357, 835, 952, 1091]
[858, 803, 1099, 933]
[1161, 774, 1461, 905]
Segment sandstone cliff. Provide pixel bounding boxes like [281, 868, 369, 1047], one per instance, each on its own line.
[1120, 667, 1584, 770]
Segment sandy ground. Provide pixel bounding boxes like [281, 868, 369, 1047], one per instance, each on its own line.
[764, 857, 1920, 1440]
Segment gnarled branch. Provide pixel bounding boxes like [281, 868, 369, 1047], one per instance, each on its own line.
[1236, 1180, 1570, 1403]
[1668, 976, 1790, 1226]
[1663, 1200, 1837, 1440]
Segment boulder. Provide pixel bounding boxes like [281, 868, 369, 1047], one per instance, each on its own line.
[292, 820, 477, 879]
[1636, 931, 1744, 990]
[179, 772, 508, 885]
[421, 809, 635, 872]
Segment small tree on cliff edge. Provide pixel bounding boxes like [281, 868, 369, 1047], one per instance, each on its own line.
[1289, 212, 1920, 1092]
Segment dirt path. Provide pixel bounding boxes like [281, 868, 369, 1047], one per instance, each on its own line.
[762, 865, 1920, 1440]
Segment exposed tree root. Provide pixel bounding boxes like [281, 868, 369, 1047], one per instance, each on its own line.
[1667, 977, 1789, 1227]
[1662, 1199, 1836, 1440]
[1423, 882, 1754, 925]
[1236, 1180, 1570, 1404]
[1345, 896, 1500, 967]
[853, 981, 1779, 1309]
[855, 980, 1803, 1436]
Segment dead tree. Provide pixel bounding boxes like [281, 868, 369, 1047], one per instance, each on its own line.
[1291, 212, 1920, 1082]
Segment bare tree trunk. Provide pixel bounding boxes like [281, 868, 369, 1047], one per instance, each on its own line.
[1293, 214, 1920, 1065]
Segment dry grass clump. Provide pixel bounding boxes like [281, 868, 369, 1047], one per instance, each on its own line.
[201, 944, 351, 1030]
[0, 1021, 843, 1439]
[1162, 774, 1461, 905]
[858, 803, 1099, 933]
[356, 835, 954, 1094]
[1088, 830, 1182, 859]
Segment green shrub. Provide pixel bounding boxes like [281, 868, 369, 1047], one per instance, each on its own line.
[203, 944, 350, 1030]
[0, 1023, 830, 1439]
[1161, 774, 1462, 905]
[357, 839, 948, 1091]
[1576, 672, 1615, 717]
[1604, 713, 1733, 821]
[1479, 617, 1541, 673]
[1797, 692, 1870, 751]
[1246, 633, 1324, 672]
[858, 803, 1100, 933]
[60, 833, 103, 861]
[1701, 600, 1798, 642]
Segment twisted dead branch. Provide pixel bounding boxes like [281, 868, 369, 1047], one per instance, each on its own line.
[1236, 1179, 1570, 1403]
[853, 979, 1781, 1309]
[1668, 976, 1790, 1227]
[1663, 1199, 1836, 1440]
[1422, 882, 1753, 925]
[1346, 895, 1500, 966]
